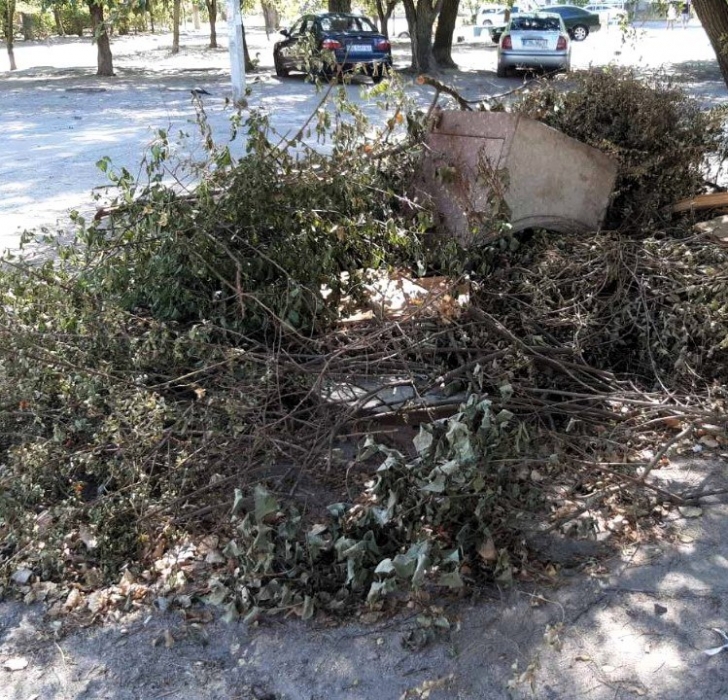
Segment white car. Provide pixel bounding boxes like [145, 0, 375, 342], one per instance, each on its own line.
[476, 4, 519, 26]
[584, 3, 628, 24]
[497, 12, 571, 77]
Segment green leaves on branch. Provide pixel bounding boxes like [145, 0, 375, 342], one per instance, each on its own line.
[214, 396, 531, 619]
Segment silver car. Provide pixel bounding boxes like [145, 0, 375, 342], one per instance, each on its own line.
[496, 12, 571, 77]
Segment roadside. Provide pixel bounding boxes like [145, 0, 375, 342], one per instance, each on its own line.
[0, 18, 724, 252]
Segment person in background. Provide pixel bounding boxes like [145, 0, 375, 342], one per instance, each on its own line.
[666, 3, 677, 29]
[680, 2, 690, 27]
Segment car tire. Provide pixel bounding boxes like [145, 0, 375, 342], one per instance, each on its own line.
[274, 53, 289, 77]
[483, 19, 493, 26]
[570, 24, 589, 41]
[371, 66, 388, 84]
[496, 63, 508, 78]
[319, 65, 339, 83]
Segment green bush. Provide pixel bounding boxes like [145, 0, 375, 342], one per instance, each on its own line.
[56, 5, 92, 36]
[78, 94, 424, 335]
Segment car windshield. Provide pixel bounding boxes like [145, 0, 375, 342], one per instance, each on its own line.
[319, 14, 378, 33]
[511, 16, 561, 30]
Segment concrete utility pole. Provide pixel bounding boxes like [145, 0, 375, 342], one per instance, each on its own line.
[227, 0, 246, 103]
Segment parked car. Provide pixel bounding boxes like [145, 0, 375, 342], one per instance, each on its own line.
[584, 3, 628, 24]
[542, 5, 601, 40]
[273, 12, 392, 83]
[497, 12, 571, 77]
[476, 4, 520, 26]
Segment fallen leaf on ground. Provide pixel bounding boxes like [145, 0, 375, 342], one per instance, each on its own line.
[477, 537, 497, 563]
[704, 628, 728, 656]
[3, 657, 29, 671]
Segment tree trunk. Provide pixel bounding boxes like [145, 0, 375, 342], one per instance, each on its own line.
[692, 0, 728, 88]
[262, 1, 280, 39]
[4, 0, 17, 70]
[433, 0, 459, 68]
[89, 2, 114, 76]
[205, 0, 217, 47]
[149, 0, 155, 33]
[243, 24, 253, 71]
[172, 0, 181, 53]
[375, 0, 398, 37]
[193, 3, 200, 29]
[329, 0, 352, 12]
[53, 7, 65, 36]
[20, 12, 33, 40]
[403, 0, 441, 73]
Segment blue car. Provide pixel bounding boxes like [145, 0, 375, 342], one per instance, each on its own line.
[274, 13, 392, 83]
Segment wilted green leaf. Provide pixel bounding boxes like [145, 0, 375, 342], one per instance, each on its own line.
[254, 485, 279, 524]
[374, 558, 396, 575]
[231, 488, 245, 517]
[413, 426, 434, 455]
[438, 570, 464, 588]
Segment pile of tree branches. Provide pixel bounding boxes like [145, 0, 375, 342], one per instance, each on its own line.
[1, 71, 727, 619]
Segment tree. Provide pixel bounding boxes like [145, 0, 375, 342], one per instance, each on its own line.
[1, 0, 17, 70]
[261, 0, 279, 38]
[329, 0, 351, 11]
[205, 0, 217, 47]
[88, 0, 114, 75]
[52, 5, 66, 35]
[402, 0, 442, 72]
[433, 0, 458, 68]
[243, 23, 254, 71]
[692, 0, 728, 89]
[374, 0, 398, 37]
[172, 0, 180, 52]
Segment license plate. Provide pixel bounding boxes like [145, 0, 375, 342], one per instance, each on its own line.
[349, 44, 373, 52]
[524, 39, 547, 48]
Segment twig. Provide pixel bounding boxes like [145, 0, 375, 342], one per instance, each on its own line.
[640, 424, 692, 482]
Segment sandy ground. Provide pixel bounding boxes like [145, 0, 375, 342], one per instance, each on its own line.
[2, 16, 728, 700]
[2, 456, 728, 700]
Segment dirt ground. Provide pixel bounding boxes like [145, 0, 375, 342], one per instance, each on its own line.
[3, 456, 728, 700]
[2, 16, 728, 700]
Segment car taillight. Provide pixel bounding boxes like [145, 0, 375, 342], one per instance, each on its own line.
[556, 36, 567, 50]
[374, 38, 391, 51]
[502, 35, 512, 49]
[321, 39, 343, 50]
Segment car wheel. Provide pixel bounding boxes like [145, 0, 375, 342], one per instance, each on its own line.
[483, 19, 493, 26]
[496, 63, 508, 78]
[274, 53, 289, 77]
[371, 65, 388, 84]
[319, 65, 338, 83]
[571, 24, 589, 41]
[397, 30, 410, 38]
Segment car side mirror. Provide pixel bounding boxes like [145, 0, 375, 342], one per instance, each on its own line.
[280, 28, 290, 37]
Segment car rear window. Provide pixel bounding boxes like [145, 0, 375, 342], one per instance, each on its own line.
[319, 15, 378, 33]
[510, 16, 561, 30]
